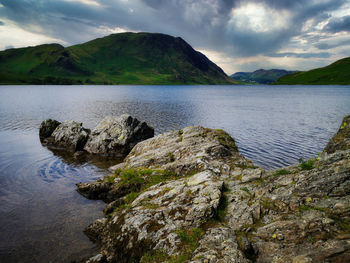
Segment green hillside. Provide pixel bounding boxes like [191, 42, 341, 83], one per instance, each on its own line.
[0, 32, 236, 85]
[231, 69, 295, 84]
[274, 57, 350, 85]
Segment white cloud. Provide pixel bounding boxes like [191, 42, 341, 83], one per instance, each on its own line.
[0, 19, 65, 50]
[63, 0, 101, 7]
[98, 25, 136, 34]
[229, 3, 291, 33]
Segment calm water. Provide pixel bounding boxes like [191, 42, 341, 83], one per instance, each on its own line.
[0, 85, 349, 262]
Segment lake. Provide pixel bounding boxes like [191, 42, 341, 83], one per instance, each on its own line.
[0, 85, 349, 262]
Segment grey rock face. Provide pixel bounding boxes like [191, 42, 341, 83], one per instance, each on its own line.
[51, 120, 90, 152]
[222, 149, 350, 263]
[84, 115, 154, 158]
[39, 119, 61, 139]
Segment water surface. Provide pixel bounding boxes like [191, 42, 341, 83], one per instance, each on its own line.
[0, 85, 349, 262]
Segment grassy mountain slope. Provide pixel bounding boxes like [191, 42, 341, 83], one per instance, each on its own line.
[231, 69, 295, 84]
[274, 57, 350, 85]
[0, 32, 236, 85]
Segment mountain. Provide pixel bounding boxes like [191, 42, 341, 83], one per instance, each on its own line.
[0, 32, 236, 85]
[274, 57, 350, 85]
[230, 69, 295, 84]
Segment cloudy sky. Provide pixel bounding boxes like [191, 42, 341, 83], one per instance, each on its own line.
[0, 0, 350, 74]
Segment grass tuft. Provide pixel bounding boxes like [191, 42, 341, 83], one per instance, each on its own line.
[299, 159, 315, 170]
[273, 169, 290, 176]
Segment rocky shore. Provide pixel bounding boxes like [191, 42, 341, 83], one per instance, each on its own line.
[43, 115, 350, 262]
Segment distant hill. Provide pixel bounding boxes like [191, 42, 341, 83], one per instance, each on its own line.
[0, 32, 236, 85]
[274, 57, 350, 85]
[230, 69, 295, 84]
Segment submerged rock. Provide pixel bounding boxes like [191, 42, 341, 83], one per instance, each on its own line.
[84, 115, 154, 158]
[51, 120, 90, 152]
[78, 116, 350, 263]
[39, 119, 61, 139]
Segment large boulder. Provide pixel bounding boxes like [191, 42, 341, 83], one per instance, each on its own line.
[39, 119, 61, 139]
[51, 120, 90, 152]
[109, 126, 252, 175]
[84, 115, 154, 158]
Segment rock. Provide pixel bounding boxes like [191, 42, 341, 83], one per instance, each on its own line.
[76, 180, 112, 201]
[190, 227, 250, 263]
[39, 119, 61, 139]
[40, 115, 153, 157]
[84, 115, 154, 158]
[85, 171, 224, 262]
[77, 117, 350, 263]
[324, 115, 350, 154]
[86, 254, 106, 263]
[109, 126, 252, 175]
[51, 120, 90, 151]
[241, 168, 262, 183]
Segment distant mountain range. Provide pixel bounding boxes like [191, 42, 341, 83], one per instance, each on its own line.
[274, 57, 350, 85]
[0, 32, 236, 85]
[230, 69, 296, 84]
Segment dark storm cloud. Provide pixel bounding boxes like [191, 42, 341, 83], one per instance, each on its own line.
[0, 21, 4, 25]
[325, 15, 350, 32]
[316, 39, 350, 50]
[140, 0, 347, 57]
[0, 0, 349, 58]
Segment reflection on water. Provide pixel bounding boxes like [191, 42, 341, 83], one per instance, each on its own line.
[0, 85, 350, 262]
[47, 147, 123, 170]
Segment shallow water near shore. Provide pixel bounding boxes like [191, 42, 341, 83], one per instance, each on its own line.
[0, 85, 349, 262]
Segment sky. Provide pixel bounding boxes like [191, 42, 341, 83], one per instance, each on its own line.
[0, 0, 350, 74]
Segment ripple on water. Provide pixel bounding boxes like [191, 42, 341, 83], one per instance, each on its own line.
[0, 131, 107, 263]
